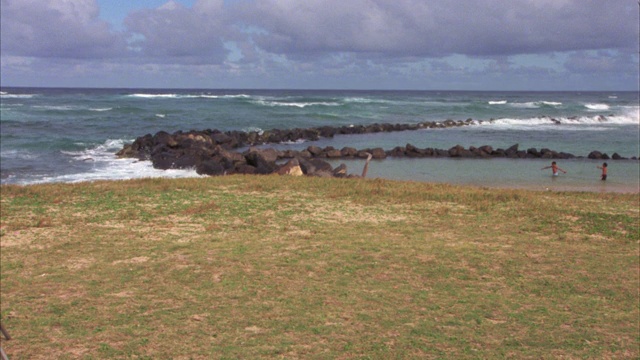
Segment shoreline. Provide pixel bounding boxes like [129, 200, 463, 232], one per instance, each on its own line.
[2, 167, 638, 194]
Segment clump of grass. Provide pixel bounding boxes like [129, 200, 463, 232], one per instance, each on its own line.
[1, 176, 638, 359]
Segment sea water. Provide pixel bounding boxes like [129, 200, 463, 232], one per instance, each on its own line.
[1, 88, 638, 192]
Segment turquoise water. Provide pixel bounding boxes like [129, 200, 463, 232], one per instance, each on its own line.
[1, 88, 638, 192]
[326, 157, 639, 193]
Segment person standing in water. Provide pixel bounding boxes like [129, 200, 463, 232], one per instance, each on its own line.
[541, 161, 567, 176]
[597, 162, 608, 181]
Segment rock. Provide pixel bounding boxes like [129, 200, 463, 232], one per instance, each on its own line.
[588, 151, 604, 159]
[307, 145, 323, 157]
[478, 145, 493, 155]
[115, 144, 135, 158]
[298, 157, 333, 176]
[276, 158, 303, 176]
[340, 147, 358, 157]
[196, 160, 226, 176]
[448, 145, 465, 157]
[211, 132, 235, 147]
[326, 148, 342, 158]
[370, 147, 387, 159]
[505, 144, 519, 157]
[245, 147, 279, 163]
[244, 150, 277, 174]
[332, 163, 348, 177]
[234, 164, 257, 174]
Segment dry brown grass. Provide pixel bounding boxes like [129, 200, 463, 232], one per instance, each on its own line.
[1, 175, 638, 359]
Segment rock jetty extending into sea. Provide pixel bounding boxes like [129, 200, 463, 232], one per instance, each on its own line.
[116, 121, 637, 178]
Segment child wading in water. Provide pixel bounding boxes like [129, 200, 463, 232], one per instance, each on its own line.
[541, 161, 567, 176]
[597, 162, 608, 181]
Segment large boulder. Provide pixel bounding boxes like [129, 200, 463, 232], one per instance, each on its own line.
[298, 157, 333, 176]
[244, 150, 277, 174]
[588, 151, 608, 159]
[196, 160, 226, 176]
[370, 147, 387, 159]
[276, 158, 304, 176]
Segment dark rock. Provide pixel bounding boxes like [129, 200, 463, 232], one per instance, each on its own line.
[307, 145, 323, 157]
[340, 147, 358, 157]
[196, 160, 226, 176]
[558, 152, 575, 159]
[332, 163, 348, 177]
[448, 145, 465, 157]
[244, 150, 277, 174]
[326, 149, 342, 158]
[588, 151, 603, 159]
[370, 148, 387, 159]
[435, 149, 449, 157]
[234, 164, 257, 174]
[298, 157, 333, 176]
[389, 146, 406, 157]
[505, 144, 519, 157]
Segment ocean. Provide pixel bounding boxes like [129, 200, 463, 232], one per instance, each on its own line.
[1, 87, 638, 192]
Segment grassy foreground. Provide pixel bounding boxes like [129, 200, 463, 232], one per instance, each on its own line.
[0, 175, 638, 359]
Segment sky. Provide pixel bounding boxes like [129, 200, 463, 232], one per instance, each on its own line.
[1, 0, 639, 90]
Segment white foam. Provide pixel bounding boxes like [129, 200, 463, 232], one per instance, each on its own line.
[33, 105, 78, 111]
[585, 103, 610, 110]
[90, 107, 112, 112]
[242, 126, 264, 135]
[127, 93, 252, 100]
[254, 100, 341, 108]
[488, 100, 507, 105]
[510, 102, 540, 109]
[477, 113, 639, 130]
[344, 97, 392, 104]
[0, 149, 37, 160]
[27, 139, 206, 185]
[221, 94, 251, 99]
[129, 93, 180, 99]
[0, 93, 35, 99]
[509, 101, 562, 109]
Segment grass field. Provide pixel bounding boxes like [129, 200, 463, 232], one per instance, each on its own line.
[1, 175, 638, 359]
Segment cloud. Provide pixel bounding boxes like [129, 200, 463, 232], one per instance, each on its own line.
[2, 0, 637, 62]
[237, 0, 638, 58]
[0, 0, 637, 89]
[123, 0, 228, 64]
[0, 0, 126, 59]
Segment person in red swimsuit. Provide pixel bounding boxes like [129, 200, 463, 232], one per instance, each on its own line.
[541, 161, 567, 176]
[597, 162, 608, 181]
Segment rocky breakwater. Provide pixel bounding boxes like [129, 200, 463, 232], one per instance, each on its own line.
[275, 143, 633, 160]
[115, 120, 476, 177]
[116, 123, 637, 178]
[115, 130, 360, 178]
